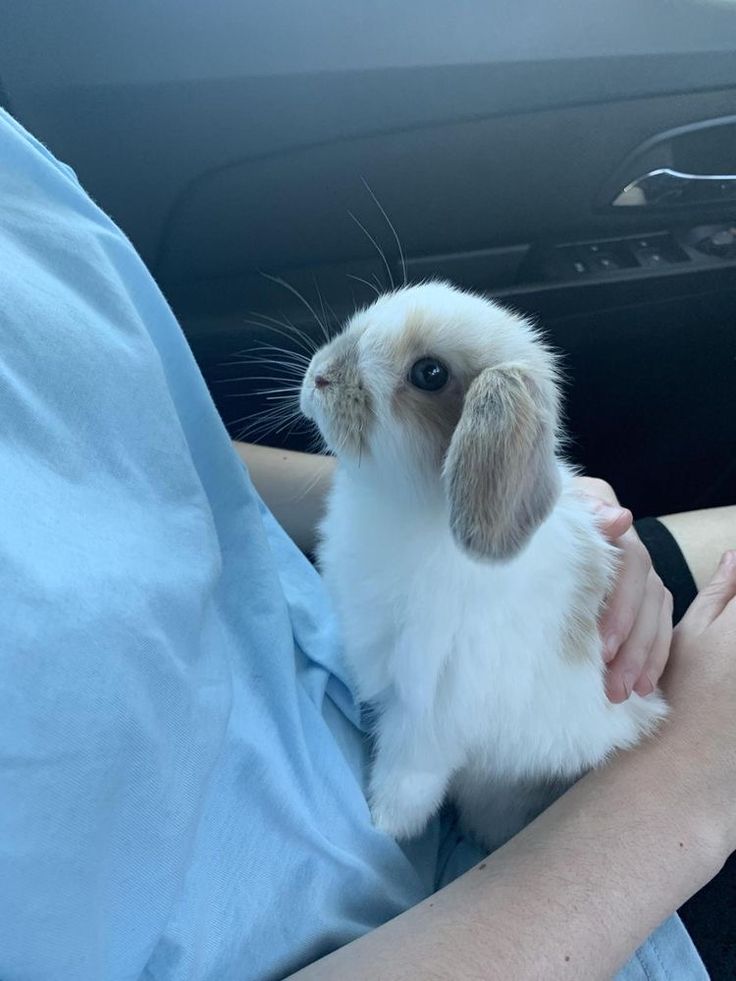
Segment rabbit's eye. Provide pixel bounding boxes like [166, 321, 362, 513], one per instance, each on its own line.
[408, 358, 449, 392]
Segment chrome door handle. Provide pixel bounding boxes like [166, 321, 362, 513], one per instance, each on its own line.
[612, 168, 736, 207]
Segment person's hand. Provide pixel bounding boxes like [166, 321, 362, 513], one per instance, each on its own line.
[573, 477, 673, 704]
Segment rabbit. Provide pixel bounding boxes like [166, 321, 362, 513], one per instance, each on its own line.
[300, 281, 667, 853]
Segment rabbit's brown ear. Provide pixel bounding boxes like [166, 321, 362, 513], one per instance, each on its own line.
[443, 363, 561, 561]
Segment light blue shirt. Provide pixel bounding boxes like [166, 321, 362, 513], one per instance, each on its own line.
[0, 108, 707, 981]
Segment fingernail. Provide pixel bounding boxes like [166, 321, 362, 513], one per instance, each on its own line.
[635, 674, 655, 697]
[595, 502, 624, 521]
[723, 550, 736, 571]
[622, 671, 636, 699]
[604, 636, 619, 662]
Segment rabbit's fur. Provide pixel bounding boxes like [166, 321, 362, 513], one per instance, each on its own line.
[300, 282, 666, 851]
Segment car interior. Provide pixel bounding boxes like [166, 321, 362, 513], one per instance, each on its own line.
[2, 0, 735, 973]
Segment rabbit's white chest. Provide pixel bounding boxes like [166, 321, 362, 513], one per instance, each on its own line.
[321, 474, 601, 728]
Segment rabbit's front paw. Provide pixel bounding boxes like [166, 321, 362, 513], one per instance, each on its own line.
[369, 771, 445, 840]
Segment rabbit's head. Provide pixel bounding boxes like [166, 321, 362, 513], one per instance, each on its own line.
[301, 282, 562, 560]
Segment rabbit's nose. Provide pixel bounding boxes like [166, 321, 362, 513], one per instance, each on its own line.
[314, 374, 331, 389]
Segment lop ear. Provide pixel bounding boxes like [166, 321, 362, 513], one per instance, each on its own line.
[443, 363, 561, 561]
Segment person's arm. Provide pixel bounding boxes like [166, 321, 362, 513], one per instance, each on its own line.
[234, 442, 333, 553]
[291, 747, 719, 981]
[288, 555, 736, 981]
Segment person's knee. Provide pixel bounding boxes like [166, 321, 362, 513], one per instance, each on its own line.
[659, 506, 736, 591]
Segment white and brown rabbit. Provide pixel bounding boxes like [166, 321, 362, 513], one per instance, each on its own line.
[300, 281, 666, 852]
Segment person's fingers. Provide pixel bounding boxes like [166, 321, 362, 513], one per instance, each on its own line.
[679, 550, 736, 634]
[598, 529, 650, 662]
[589, 500, 634, 541]
[632, 588, 674, 697]
[606, 569, 668, 702]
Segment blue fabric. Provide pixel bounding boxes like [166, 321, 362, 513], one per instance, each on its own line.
[0, 107, 707, 981]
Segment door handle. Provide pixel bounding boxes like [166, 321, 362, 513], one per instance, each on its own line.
[612, 168, 736, 207]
